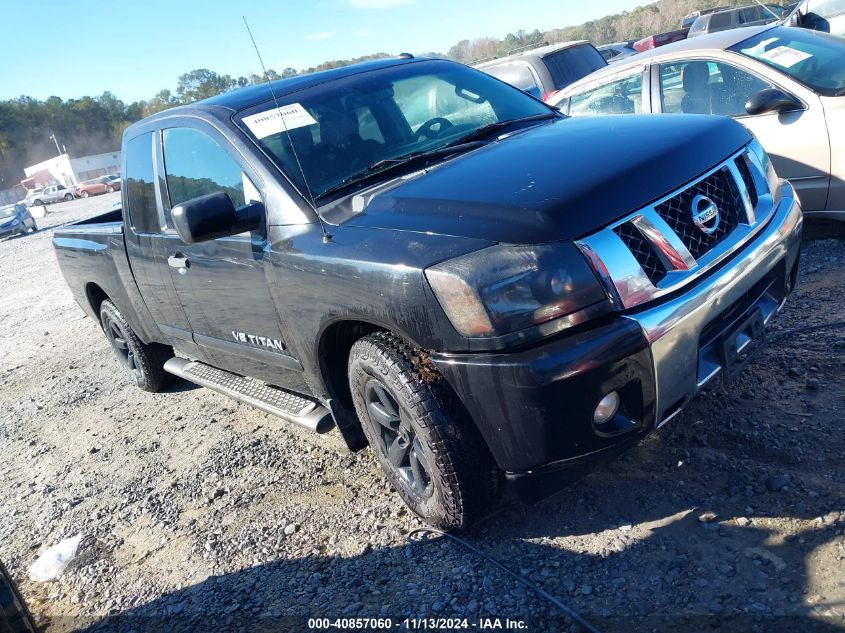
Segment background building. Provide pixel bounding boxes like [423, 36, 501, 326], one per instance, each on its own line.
[20, 151, 121, 191]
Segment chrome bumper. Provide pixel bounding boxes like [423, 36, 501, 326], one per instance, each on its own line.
[625, 180, 802, 427]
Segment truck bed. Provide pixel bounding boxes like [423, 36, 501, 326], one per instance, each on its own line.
[52, 206, 159, 344]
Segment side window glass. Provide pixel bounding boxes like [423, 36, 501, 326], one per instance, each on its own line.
[710, 12, 732, 28]
[739, 7, 759, 22]
[569, 73, 643, 116]
[125, 132, 159, 234]
[483, 64, 541, 99]
[661, 60, 772, 116]
[162, 127, 253, 215]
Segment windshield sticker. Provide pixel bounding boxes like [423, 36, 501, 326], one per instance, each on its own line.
[241, 103, 317, 139]
[757, 45, 813, 68]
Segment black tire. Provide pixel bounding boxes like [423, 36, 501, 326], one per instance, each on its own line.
[81, 191, 89, 198]
[32, 199, 42, 206]
[348, 332, 502, 530]
[63, 193, 73, 201]
[100, 300, 174, 393]
[0, 560, 37, 633]
[105, 186, 114, 193]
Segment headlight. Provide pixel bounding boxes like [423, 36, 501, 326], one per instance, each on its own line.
[748, 138, 780, 205]
[425, 243, 608, 338]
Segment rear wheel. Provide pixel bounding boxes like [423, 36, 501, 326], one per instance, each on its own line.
[81, 191, 89, 198]
[100, 300, 174, 393]
[105, 186, 114, 193]
[0, 560, 37, 633]
[348, 332, 502, 530]
[63, 193, 73, 201]
[32, 199, 42, 206]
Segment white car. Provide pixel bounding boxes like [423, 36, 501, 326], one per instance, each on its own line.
[25, 184, 75, 206]
[550, 25, 845, 219]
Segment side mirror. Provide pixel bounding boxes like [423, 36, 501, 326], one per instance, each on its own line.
[745, 88, 804, 116]
[171, 192, 262, 244]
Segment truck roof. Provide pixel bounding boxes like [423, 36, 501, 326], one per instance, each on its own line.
[200, 55, 424, 112]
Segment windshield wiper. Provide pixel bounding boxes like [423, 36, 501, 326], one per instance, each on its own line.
[444, 112, 558, 147]
[314, 141, 486, 202]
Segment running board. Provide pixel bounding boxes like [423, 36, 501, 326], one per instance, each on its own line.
[163, 358, 334, 433]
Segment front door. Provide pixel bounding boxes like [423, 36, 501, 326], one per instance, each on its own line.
[155, 123, 303, 389]
[655, 57, 831, 211]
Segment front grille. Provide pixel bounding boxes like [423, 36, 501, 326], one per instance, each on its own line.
[654, 167, 744, 259]
[613, 222, 667, 284]
[735, 156, 759, 209]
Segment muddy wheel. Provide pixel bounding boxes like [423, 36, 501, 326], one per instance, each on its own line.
[100, 300, 174, 393]
[348, 332, 502, 530]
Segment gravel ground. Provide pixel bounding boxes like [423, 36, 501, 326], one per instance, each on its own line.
[0, 196, 843, 633]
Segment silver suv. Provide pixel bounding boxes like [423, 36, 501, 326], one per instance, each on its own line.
[475, 41, 607, 100]
[689, 4, 784, 36]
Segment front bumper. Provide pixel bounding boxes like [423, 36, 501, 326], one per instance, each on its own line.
[0, 222, 22, 237]
[432, 181, 802, 479]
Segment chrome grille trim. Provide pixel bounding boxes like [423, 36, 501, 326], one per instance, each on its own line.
[576, 145, 775, 310]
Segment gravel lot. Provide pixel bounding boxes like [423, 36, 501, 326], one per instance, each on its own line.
[0, 195, 843, 633]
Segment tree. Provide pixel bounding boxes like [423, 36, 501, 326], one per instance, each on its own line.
[175, 69, 236, 104]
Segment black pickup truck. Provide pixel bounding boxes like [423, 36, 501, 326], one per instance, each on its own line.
[54, 55, 803, 529]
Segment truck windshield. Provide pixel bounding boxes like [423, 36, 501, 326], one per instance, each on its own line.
[237, 59, 553, 202]
[731, 26, 845, 96]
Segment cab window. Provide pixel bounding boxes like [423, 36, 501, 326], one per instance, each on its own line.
[162, 127, 259, 226]
[568, 72, 643, 116]
[125, 132, 159, 234]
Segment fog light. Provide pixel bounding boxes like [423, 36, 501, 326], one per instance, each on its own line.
[593, 391, 620, 425]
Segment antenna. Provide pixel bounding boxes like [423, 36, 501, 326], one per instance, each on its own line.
[242, 16, 332, 243]
[751, 0, 782, 20]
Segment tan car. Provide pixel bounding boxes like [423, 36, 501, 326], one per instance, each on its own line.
[550, 25, 845, 219]
[75, 174, 121, 198]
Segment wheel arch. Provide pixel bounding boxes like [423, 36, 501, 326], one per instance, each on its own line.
[85, 282, 110, 323]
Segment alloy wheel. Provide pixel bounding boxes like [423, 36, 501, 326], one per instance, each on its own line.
[364, 378, 434, 498]
[104, 316, 140, 379]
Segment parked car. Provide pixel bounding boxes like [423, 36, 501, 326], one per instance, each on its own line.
[475, 41, 607, 101]
[0, 203, 37, 237]
[688, 4, 783, 37]
[551, 25, 845, 219]
[633, 28, 690, 53]
[53, 55, 801, 529]
[783, 0, 845, 36]
[75, 174, 122, 198]
[597, 41, 638, 62]
[682, 7, 728, 29]
[27, 184, 74, 205]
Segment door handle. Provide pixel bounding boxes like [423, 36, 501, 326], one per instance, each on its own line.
[168, 254, 189, 273]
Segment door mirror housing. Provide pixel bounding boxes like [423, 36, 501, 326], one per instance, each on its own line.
[171, 192, 262, 244]
[745, 87, 804, 116]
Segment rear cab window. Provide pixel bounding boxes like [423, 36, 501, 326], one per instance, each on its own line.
[124, 132, 159, 234]
[542, 44, 607, 90]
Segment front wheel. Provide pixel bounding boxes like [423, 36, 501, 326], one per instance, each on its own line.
[348, 332, 502, 530]
[100, 300, 174, 393]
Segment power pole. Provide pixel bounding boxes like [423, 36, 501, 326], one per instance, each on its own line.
[49, 133, 62, 156]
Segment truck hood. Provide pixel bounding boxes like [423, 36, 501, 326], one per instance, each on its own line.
[336, 115, 752, 244]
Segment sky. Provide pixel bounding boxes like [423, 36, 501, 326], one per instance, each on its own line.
[1, 0, 634, 103]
